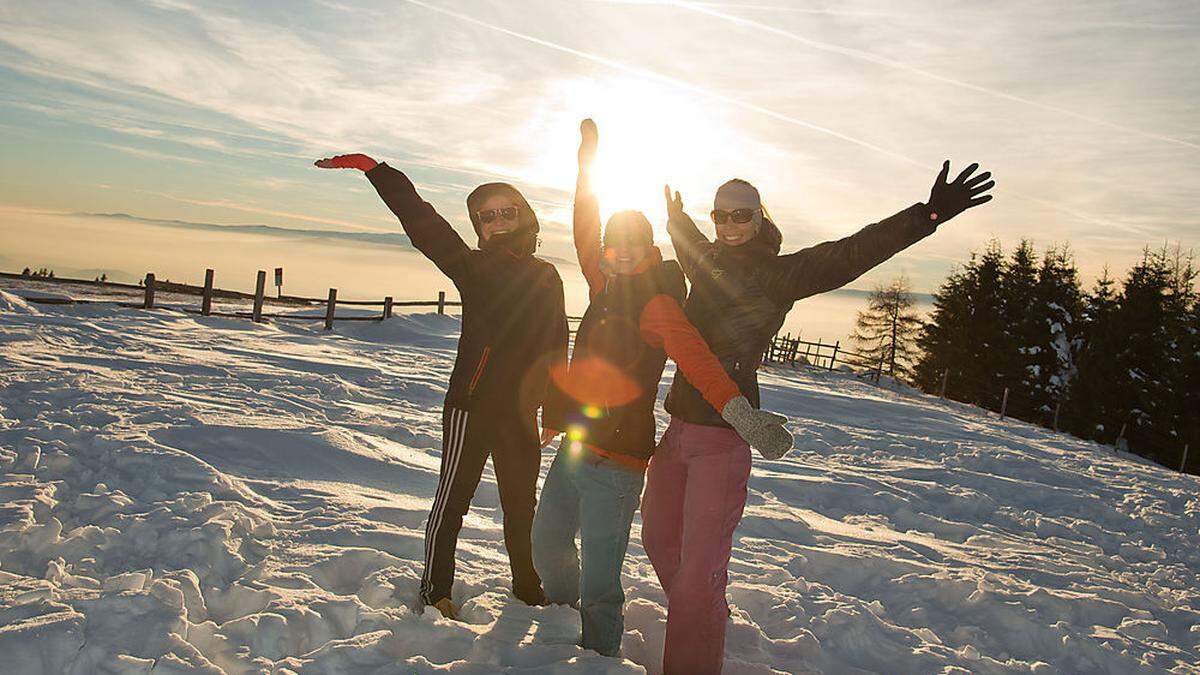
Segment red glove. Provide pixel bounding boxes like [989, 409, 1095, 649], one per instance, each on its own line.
[314, 153, 378, 172]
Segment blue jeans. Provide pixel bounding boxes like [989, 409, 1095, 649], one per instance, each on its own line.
[531, 445, 645, 657]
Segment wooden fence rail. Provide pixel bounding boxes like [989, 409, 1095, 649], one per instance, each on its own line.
[4, 268, 582, 329]
[763, 332, 875, 373]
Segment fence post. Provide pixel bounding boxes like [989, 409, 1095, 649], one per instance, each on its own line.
[1052, 400, 1062, 432]
[201, 268, 214, 316]
[383, 296, 393, 320]
[1180, 444, 1190, 472]
[324, 289, 337, 330]
[252, 270, 267, 323]
[437, 291, 446, 314]
[938, 370, 949, 399]
[999, 387, 1010, 419]
[829, 340, 839, 371]
[143, 273, 156, 309]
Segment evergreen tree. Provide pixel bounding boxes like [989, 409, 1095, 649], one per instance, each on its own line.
[962, 242, 1008, 408]
[1180, 295, 1200, 473]
[1065, 268, 1122, 441]
[1110, 246, 1183, 463]
[998, 240, 1041, 419]
[916, 241, 1007, 407]
[1161, 246, 1197, 467]
[915, 263, 973, 395]
[851, 276, 923, 381]
[1027, 245, 1084, 425]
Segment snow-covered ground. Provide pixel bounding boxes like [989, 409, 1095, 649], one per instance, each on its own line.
[1, 288, 1198, 674]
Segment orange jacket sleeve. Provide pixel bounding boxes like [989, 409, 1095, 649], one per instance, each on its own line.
[574, 173, 605, 299]
[639, 294, 740, 413]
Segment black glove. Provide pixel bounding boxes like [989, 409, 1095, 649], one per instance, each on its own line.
[927, 161, 994, 223]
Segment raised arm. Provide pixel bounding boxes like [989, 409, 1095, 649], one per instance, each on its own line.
[574, 119, 605, 298]
[663, 185, 713, 281]
[315, 154, 472, 282]
[774, 160, 994, 301]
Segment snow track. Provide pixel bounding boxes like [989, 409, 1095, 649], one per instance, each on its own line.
[1, 290, 1197, 673]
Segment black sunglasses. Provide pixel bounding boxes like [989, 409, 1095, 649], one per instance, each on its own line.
[710, 208, 759, 225]
[477, 206, 520, 224]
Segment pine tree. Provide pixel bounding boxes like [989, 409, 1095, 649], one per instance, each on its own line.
[1027, 245, 1084, 425]
[1180, 295, 1200, 473]
[1065, 268, 1122, 441]
[1112, 246, 1177, 462]
[851, 276, 923, 382]
[998, 240, 1041, 419]
[915, 263, 973, 395]
[1162, 246, 1197, 467]
[916, 241, 1007, 407]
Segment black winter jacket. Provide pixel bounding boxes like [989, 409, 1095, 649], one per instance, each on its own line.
[367, 163, 568, 419]
[665, 203, 939, 427]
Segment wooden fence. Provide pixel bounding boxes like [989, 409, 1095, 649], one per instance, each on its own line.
[763, 332, 878, 374]
[3, 268, 583, 331]
[4, 268, 462, 329]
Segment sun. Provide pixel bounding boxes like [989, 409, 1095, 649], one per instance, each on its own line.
[525, 76, 740, 236]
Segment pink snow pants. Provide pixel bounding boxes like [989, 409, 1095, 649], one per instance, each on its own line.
[642, 416, 752, 675]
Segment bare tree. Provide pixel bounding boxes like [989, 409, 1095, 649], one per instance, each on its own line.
[851, 275, 923, 381]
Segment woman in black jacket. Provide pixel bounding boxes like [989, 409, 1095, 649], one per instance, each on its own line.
[316, 153, 568, 620]
[647, 162, 994, 673]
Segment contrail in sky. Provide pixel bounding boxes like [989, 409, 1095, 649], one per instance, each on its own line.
[399, 0, 925, 169]
[399, 0, 1152, 233]
[620, 0, 1198, 151]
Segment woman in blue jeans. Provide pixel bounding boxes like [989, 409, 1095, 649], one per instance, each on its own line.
[531, 120, 791, 657]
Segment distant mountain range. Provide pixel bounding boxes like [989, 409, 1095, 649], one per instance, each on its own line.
[78, 212, 418, 249]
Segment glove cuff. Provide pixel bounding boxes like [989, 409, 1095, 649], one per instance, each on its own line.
[721, 395, 752, 425]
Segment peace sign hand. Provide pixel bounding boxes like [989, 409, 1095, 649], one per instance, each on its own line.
[664, 184, 684, 220]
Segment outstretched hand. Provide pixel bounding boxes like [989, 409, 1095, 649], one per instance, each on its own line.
[314, 153, 378, 173]
[663, 184, 684, 220]
[578, 118, 598, 167]
[927, 161, 994, 223]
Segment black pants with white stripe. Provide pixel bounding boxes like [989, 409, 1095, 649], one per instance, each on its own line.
[421, 405, 544, 605]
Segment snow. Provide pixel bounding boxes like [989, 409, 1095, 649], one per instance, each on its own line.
[2, 294, 1199, 673]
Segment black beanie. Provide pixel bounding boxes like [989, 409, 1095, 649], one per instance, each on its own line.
[603, 210, 654, 247]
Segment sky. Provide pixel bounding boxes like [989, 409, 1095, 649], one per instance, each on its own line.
[0, 0, 1197, 332]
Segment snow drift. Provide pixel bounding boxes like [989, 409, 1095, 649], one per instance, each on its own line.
[0, 298, 1197, 674]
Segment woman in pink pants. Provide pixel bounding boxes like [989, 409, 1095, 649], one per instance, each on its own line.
[646, 164, 995, 673]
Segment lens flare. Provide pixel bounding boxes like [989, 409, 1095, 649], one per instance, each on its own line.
[567, 425, 586, 442]
[581, 405, 604, 419]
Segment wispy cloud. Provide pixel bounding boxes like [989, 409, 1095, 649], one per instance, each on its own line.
[0, 0, 1195, 294]
[662, 0, 1200, 151]
[74, 210, 416, 249]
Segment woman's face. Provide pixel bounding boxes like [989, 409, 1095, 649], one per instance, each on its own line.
[712, 184, 762, 247]
[603, 240, 651, 275]
[475, 194, 522, 241]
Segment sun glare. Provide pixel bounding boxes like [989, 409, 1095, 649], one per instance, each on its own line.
[527, 77, 738, 236]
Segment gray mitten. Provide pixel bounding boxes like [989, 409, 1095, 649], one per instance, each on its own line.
[721, 395, 793, 460]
